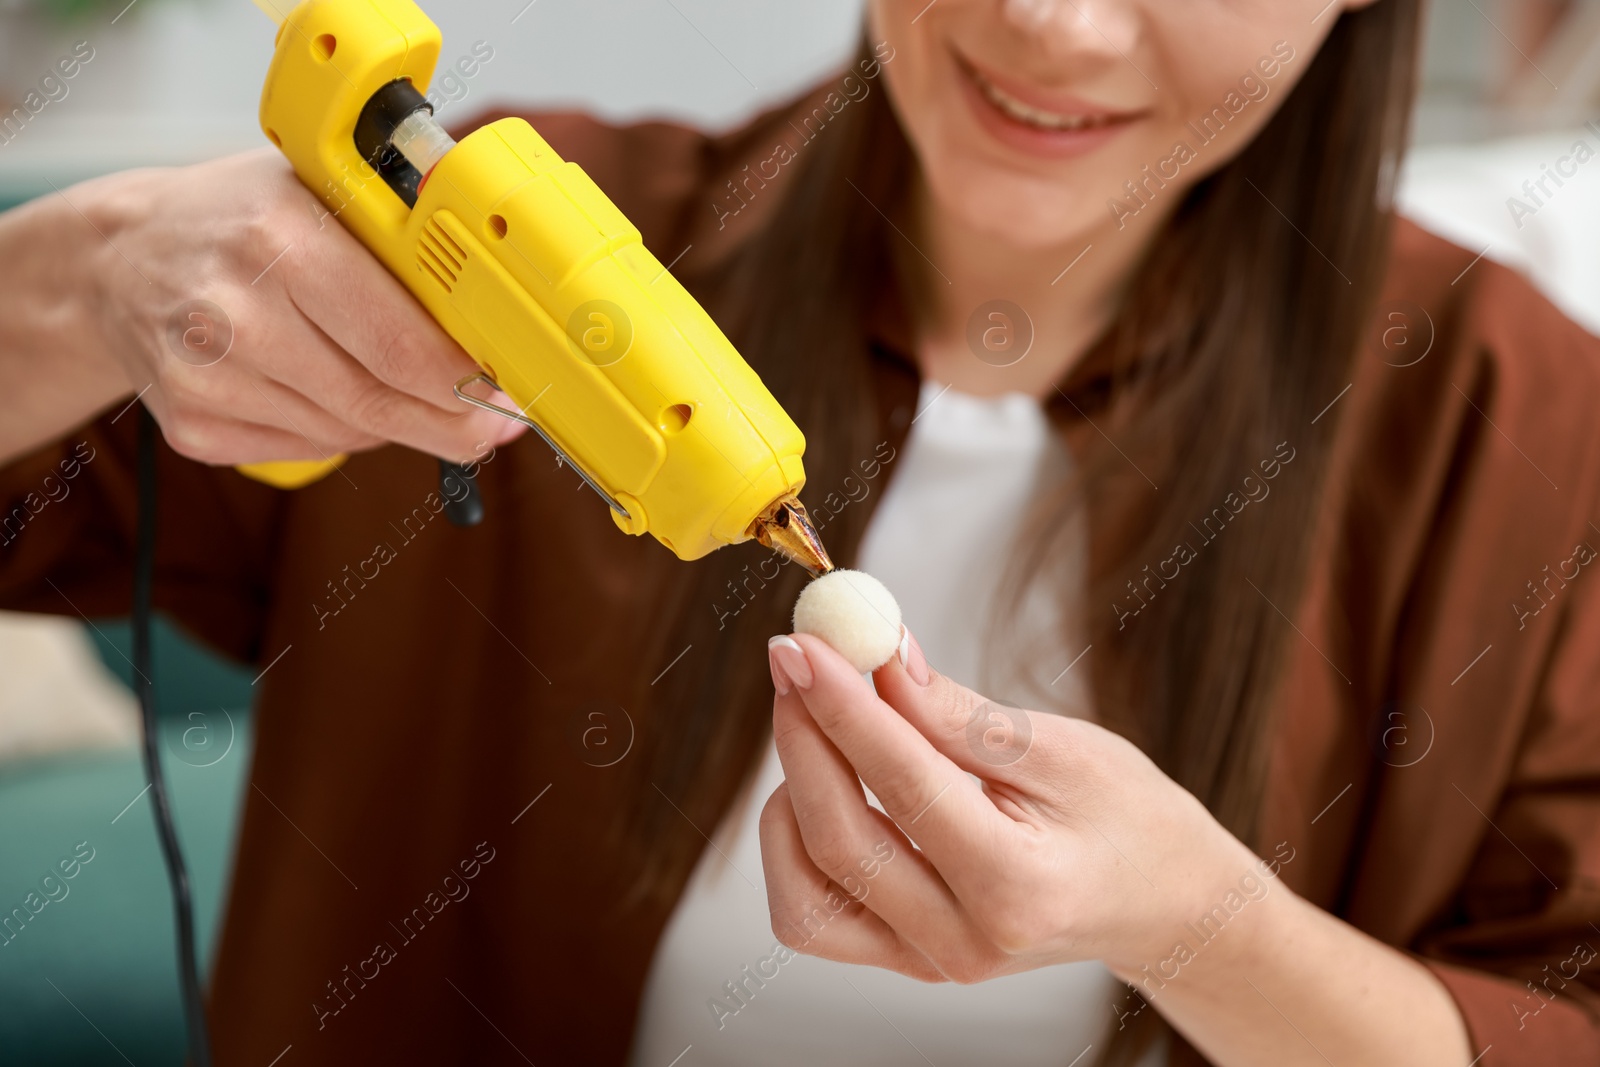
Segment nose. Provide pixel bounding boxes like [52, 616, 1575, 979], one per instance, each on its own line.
[1001, 0, 1143, 67]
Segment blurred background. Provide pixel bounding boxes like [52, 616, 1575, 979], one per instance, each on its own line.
[0, 0, 1596, 1062]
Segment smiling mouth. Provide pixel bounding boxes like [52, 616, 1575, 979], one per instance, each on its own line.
[963, 58, 1138, 133]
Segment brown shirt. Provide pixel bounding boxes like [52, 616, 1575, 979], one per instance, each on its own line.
[4, 91, 1600, 1066]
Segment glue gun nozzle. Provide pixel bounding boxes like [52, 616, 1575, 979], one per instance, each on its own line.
[751, 495, 834, 578]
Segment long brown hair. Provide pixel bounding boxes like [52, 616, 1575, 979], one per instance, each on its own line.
[625, 3, 1421, 1063]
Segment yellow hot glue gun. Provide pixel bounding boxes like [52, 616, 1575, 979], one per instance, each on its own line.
[242, 0, 832, 573]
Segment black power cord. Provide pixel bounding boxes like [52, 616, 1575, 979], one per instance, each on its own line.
[438, 458, 484, 527]
[134, 406, 214, 1066]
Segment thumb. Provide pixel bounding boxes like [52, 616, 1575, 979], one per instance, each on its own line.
[873, 627, 1038, 780]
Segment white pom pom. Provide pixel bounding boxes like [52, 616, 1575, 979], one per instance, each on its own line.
[792, 569, 903, 674]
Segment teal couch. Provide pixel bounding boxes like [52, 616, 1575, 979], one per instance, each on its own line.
[0, 617, 255, 1065]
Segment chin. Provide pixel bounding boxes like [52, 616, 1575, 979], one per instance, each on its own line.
[925, 161, 1101, 252]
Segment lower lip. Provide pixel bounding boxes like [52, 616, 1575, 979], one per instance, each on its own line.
[957, 64, 1136, 161]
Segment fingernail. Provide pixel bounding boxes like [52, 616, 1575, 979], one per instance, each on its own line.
[897, 625, 930, 686]
[768, 635, 813, 694]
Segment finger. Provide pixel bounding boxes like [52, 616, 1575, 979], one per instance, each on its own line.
[260, 329, 516, 464]
[253, 288, 518, 463]
[165, 352, 384, 459]
[272, 215, 520, 458]
[240, 375, 388, 455]
[772, 682, 994, 964]
[780, 633, 1012, 867]
[759, 783, 945, 982]
[153, 310, 389, 459]
[873, 627, 1044, 785]
[148, 404, 345, 466]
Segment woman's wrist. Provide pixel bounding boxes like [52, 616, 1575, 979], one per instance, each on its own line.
[1103, 817, 1278, 984]
[0, 180, 137, 462]
[1123, 857, 1472, 1067]
[59, 172, 144, 402]
[1160, 863, 1308, 991]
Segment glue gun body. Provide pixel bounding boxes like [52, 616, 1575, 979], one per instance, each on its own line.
[247, 0, 830, 572]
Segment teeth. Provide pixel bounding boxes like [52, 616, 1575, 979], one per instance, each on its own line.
[973, 69, 1109, 132]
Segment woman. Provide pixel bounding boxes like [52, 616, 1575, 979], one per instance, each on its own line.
[1, 0, 1596, 1064]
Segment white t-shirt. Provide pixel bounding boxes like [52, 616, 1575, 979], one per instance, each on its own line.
[629, 382, 1161, 1067]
